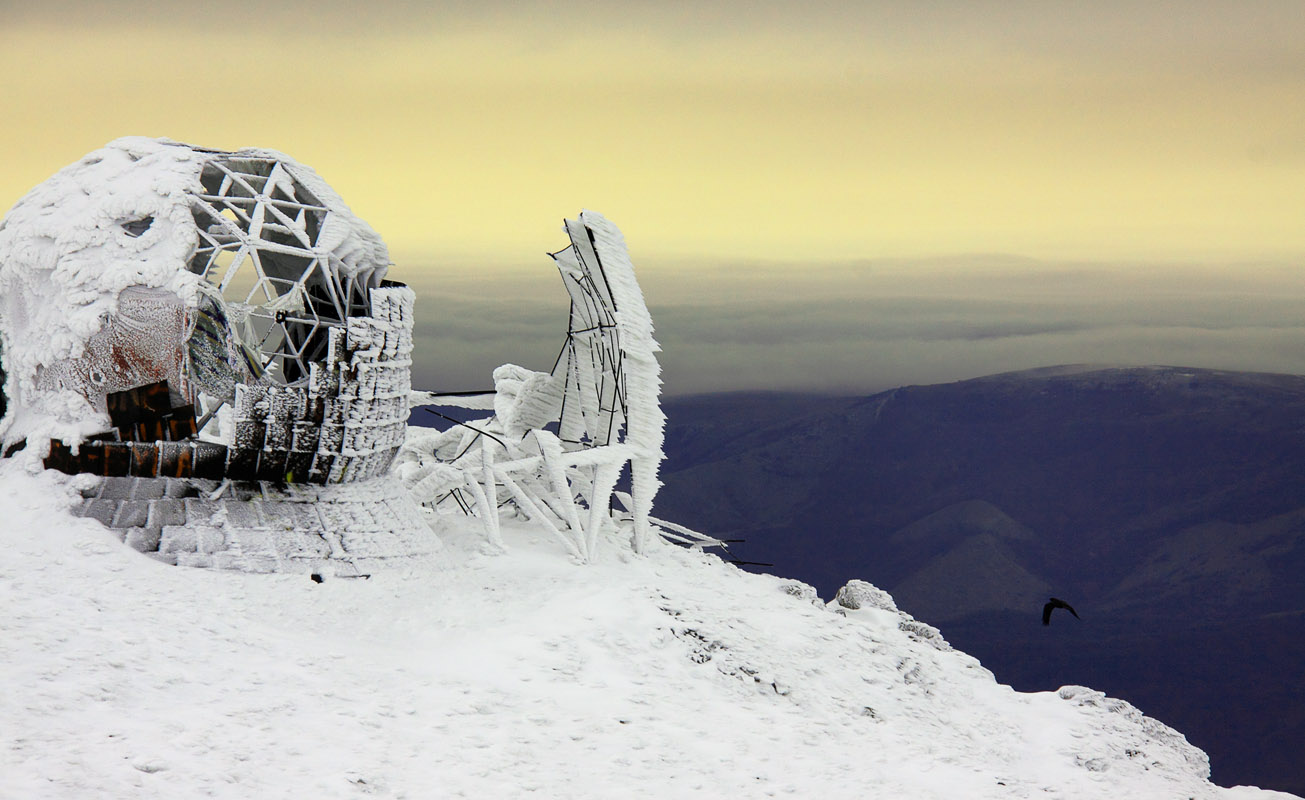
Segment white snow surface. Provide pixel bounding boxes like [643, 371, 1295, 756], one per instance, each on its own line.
[0, 462, 1294, 799]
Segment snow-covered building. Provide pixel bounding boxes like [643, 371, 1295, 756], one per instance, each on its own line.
[0, 137, 410, 485]
[0, 138, 430, 573]
[0, 138, 693, 575]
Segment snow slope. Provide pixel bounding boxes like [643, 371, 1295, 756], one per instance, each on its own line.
[0, 462, 1293, 799]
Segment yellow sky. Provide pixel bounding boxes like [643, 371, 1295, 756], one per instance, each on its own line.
[1, 2, 1302, 267]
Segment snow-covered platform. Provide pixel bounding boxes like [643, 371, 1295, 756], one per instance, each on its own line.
[71, 474, 435, 575]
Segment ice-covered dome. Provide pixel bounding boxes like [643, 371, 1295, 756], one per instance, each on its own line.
[0, 137, 392, 450]
[0, 138, 413, 490]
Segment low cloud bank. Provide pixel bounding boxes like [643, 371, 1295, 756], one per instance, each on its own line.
[396, 257, 1305, 396]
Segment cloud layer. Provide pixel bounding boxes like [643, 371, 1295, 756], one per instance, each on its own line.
[398, 257, 1305, 396]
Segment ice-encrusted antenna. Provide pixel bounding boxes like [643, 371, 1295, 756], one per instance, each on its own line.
[399, 211, 722, 560]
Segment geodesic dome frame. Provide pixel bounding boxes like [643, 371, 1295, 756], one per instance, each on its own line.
[0, 138, 411, 487]
[188, 154, 385, 386]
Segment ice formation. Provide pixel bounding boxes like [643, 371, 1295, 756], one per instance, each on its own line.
[0, 138, 429, 573]
[399, 211, 713, 561]
[0, 138, 700, 573]
[0, 137, 411, 485]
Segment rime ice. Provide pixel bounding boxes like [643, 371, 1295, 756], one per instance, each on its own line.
[0, 137, 406, 484]
[400, 211, 705, 563]
[0, 138, 428, 573]
[0, 139, 702, 575]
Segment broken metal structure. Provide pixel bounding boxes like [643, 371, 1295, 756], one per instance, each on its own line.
[398, 211, 720, 562]
[0, 139, 715, 572]
[18, 150, 411, 485]
[0, 139, 430, 573]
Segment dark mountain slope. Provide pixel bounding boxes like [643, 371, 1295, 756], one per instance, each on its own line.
[661, 366, 1305, 600]
[658, 366, 1305, 795]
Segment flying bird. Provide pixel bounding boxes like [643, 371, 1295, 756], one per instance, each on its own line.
[1042, 597, 1080, 626]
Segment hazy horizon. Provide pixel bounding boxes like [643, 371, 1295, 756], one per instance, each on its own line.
[396, 252, 1305, 396]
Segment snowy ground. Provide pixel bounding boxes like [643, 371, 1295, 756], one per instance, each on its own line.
[0, 462, 1295, 799]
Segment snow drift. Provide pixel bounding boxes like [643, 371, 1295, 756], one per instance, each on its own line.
[0, 462, 1292, 799]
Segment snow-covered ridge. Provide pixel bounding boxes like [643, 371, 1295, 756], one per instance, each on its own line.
[1, 462, 1291, 799]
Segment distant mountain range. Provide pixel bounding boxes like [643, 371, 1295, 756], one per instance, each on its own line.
[658, 365, 1305, 796]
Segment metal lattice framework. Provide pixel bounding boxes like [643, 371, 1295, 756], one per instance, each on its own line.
[0, 137, 415, 492]
[400, 212, 721, 561]
[188, 157, 384, 385]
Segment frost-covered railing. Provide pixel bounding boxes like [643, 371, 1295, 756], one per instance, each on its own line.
[397, 211, 719, 561]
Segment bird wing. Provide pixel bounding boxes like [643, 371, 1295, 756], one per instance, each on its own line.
[1042, 602, 1053, 625]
